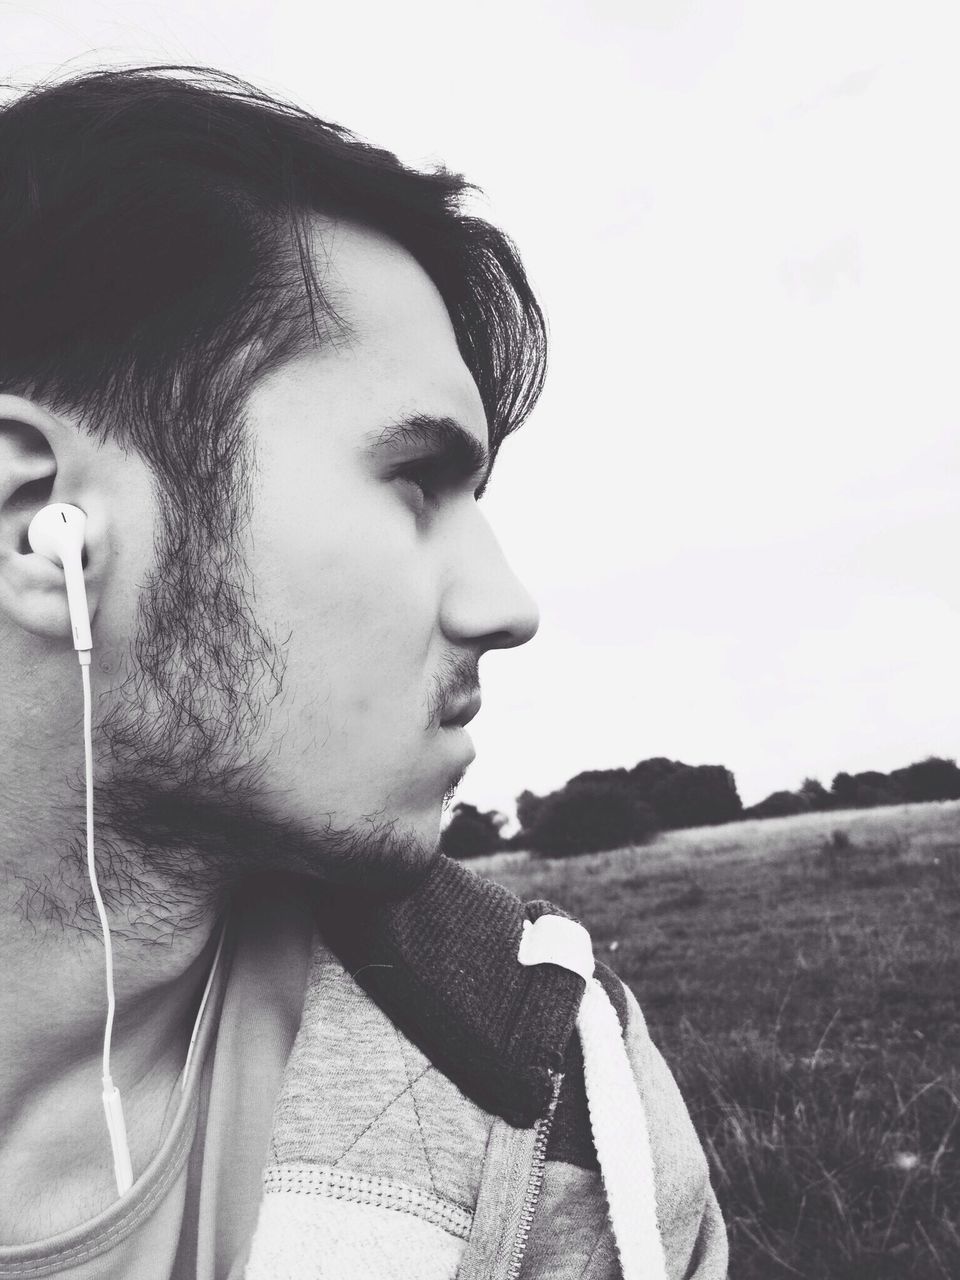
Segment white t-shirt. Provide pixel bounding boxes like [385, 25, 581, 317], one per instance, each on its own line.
[0, 881, 317, 1280]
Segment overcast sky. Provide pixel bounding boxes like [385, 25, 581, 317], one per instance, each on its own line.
[3, 0, 958, 819]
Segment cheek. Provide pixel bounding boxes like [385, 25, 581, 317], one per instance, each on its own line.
[248, 438, 442, 694]
[278, 509, 438, 712]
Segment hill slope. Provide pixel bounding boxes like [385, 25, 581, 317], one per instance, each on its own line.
[473, 801, 960, 1279]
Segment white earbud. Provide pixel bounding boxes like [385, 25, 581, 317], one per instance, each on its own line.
[27, 502, 93, 652]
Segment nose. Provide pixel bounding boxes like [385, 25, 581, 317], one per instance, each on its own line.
[439, 508, 540, 651]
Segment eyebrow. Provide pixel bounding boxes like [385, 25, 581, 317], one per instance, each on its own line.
[363, 414, 494, 498]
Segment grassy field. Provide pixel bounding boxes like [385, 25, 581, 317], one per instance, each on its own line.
[471, 801, 960, 1279]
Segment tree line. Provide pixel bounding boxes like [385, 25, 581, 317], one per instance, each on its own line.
[440, 755, 960, 860]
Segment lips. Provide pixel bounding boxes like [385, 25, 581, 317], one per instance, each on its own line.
[440, 692, 482, 728]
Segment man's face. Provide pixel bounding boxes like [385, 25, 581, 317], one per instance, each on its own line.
[239, 222, 539, 840]
[94, 220, 539, 903]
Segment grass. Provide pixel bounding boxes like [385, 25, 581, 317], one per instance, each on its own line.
[470, 800, 960, 1278]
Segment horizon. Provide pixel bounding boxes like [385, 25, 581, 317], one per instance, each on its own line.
[450, 744, 958, 830]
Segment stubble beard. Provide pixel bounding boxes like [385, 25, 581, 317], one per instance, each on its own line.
[22, 508, 441, 941]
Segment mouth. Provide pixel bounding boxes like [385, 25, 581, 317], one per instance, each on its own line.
[440, 692, 481, 729]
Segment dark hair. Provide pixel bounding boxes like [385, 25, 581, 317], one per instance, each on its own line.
[0, 65, 546, 540]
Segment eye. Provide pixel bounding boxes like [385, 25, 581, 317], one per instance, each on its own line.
[389, 454, 485, 516]
[398, 464, 439, 498]
[392, 461, 443, 514]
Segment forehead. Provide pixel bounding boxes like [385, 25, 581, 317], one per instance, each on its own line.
[297, 217, 487, 440]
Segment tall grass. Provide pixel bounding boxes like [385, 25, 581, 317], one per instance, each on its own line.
[474, 800, 960, 1278]
[673, 1027, 960, 1278]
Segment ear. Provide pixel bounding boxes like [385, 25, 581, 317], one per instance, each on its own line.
[0, 394, 106, 648]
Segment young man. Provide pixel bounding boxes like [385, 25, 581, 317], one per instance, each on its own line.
[0, 68, 728, 1278]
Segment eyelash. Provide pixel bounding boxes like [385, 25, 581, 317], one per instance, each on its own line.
[395, 462, 443, 503]
[393, 460, 484, 507]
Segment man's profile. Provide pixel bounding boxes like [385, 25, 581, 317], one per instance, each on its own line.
[0, 66, 728, 1278]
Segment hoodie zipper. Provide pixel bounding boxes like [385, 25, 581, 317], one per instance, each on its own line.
[504, 1070, 564, 1280]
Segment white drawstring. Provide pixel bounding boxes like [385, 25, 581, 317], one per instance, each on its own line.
[518, 916, 669, 1280]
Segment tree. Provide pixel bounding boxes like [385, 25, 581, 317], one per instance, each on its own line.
[888, 757, 960, 803]
[649, 764, 743, 829]
[831, 772, 856, 807]
[568, 767, 633, 792]
[831, 771, 901, 809]
[629, 757, 687, 803]
[798, 778, 833, 811]
[744, 790, 809, 820]
[527, 782, 659, 858]
[440, 803, 505, 859]
[515, 789, 547, 834]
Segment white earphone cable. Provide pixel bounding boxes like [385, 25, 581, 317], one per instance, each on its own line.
[183, 917, 228, 1091]
[80, 650, 134, 1195]
[80, 649, 227, 1195]
[81, 655, 118, 1083]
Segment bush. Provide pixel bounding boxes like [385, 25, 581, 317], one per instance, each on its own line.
[889, 757, 960, 803]
[831, 770, 902, 809]
[498, 830, 531, 851]
[440, 803, 505, 859]
[744, 790, 810, 820]
[628, 756, 687, 802]
[527, 782, 659, 858]
[798, 777, 833, 811]
[815, 828, 853, 879]
[568, 767, 634, 791]
[650, 764, 743, 828]
[515, 788, 547, 832]
[856, 782, 901, 808]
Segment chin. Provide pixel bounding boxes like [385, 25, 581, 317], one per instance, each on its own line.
[307, 809, 445, 895]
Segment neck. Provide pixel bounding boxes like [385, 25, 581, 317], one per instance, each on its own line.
[0, 867, 221, 1243]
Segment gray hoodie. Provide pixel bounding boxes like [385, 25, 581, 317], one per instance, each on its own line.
[243, 856, 728, 1279]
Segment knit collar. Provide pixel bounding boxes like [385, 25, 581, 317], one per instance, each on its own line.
[310, 855, 585, 1127]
